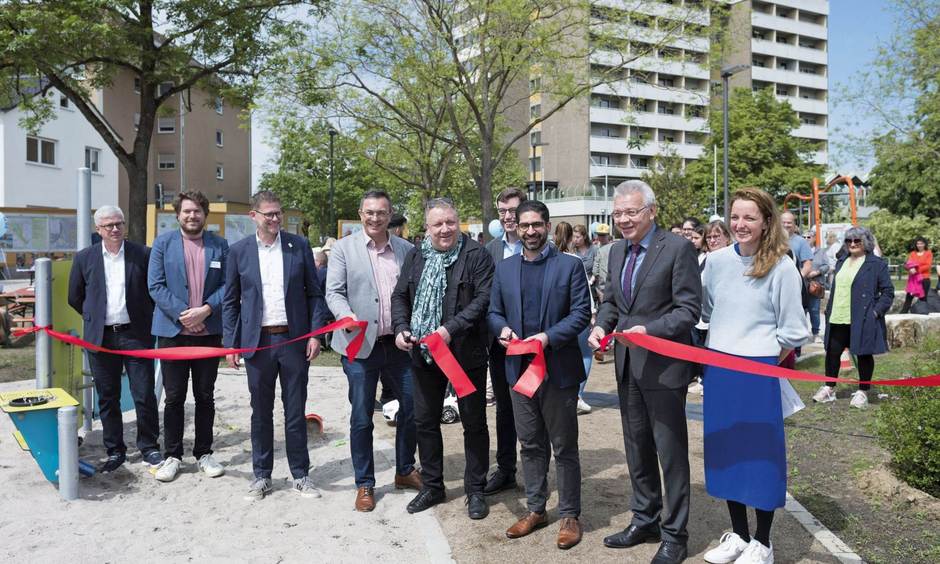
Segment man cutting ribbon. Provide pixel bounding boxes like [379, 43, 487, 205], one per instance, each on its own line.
[391, 198, 494, 519]
[487, 199, 591, 550]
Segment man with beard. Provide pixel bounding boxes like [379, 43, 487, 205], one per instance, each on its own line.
[148, 191, 229, 482]
[391, 198, 493, 518]
[482, 187, 526, 495]
[488, 200, 591, 549]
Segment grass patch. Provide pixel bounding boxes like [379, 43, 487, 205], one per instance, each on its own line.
[0, 346, 35, 383]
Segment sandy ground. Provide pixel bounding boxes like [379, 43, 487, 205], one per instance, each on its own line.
[0, 352, 843, 563]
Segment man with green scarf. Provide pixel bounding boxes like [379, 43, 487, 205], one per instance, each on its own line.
[391, 198, 495, 519]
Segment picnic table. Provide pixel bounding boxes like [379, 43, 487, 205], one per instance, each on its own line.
[0, 287, 35, 345]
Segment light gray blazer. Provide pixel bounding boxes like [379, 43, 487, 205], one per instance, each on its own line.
[325, 229, 413, 359]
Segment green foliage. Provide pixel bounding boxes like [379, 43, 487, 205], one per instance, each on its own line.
[685, 88, 824, 205]
[874, 334, 940, 497]
[866, 210, 940, 258]
[643, 150, 709, 227]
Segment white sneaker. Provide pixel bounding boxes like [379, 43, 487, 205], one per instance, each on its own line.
[704, 532, 750, 563]
[197, 454, 225, 478]
[293, 476, 322, 498]
[245, 477, 272, 501]
[155, 457, 181, 482]
[849, 390, 869, 409]
[812, 385, 836, 403]
[577, 397, 592, 415]
[734, 539, 773, 564]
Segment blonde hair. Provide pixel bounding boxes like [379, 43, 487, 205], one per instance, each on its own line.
[553, 221, 573, 253]
[732, 187, 789, 279]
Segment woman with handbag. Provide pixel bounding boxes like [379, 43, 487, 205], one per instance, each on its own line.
[806, 233, 830, 342]
[900, 236, 932, 313]
[812, 226, 894, 408]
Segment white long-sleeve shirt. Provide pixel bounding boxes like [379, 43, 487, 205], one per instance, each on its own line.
[702, 245, 810, 356]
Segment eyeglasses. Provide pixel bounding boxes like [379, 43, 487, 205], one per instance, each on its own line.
[705, 234, 725, 240]
[497, 207, 518, 217]
[612, 207, 648, 220]
[845, 238, 863, 245]
[359, 209, 390, 219]
[253, 210, 283, 220]
[517, 221, 546, 231]
[97, 221, 125, 231]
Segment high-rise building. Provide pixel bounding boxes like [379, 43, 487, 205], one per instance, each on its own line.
[516, 0, 828, 228]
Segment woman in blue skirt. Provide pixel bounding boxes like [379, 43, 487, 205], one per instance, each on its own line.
[700, 187, 810, 564]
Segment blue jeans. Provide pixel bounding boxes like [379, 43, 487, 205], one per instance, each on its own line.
[341, 338, 416, 488]
[808, 296, 821, 335]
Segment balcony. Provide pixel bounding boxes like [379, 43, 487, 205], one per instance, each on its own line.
[752, 65, 827, 91]
[792, 123, 828, 140]
[751, 38, 828, 66]
[593, 80, 709, 105]
[771, 0, 829, 16]
[752, 11, 827, 40]
[778, 95, 828, 115]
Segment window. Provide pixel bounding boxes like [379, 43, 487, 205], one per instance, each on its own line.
[632, 156, 649, 169]
[59, 95, 70, 109]
[529, 130, 541, 146]
[214, 97, 224, 114]
[216, 164, 224, 180]
[26, 136, 57, 166]
[529, 157, 540, 173]
[84, 147, 101, 173]
[158, 82, 174, 97]
[530, 104, 541, 119]
[133, 112, 140, 131]
[529, 77, 541, 92]
[158, 153, 176, 170]
[215, 130, 224, 147]
[590, 154, 610, 166]
[157, 117, 176, 133]
[134, 77, 141, 94]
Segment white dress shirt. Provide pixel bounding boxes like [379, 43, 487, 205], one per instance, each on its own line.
[257, 233, 288, 326]
[102, 243, 131, 325]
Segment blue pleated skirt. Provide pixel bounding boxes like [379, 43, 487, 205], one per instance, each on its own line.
[703, 354, 787, 511]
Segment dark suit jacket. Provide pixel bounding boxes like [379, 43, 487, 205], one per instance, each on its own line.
[391, 235, 494, 370]
[595, 227, 702, 390]
[487, 245, 591, 389]
[148, 229, 229, 337]
[221, 230, 329, 359]
[67, 240, 155, 346]
[824, 253, 893, 356]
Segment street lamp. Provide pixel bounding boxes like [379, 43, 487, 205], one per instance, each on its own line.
[328, 127, 337, 239]
[720, 63, 749, 224]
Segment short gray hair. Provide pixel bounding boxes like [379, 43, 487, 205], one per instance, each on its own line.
[94, 205, 124, 225]
[613, 180, 657, 207]
[843, 226, 876, 253]
[424, 197, 458, 219]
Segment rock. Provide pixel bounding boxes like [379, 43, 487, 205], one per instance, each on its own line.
[885, 313, 940, 348]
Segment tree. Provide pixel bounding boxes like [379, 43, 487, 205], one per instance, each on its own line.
[0, 0, 323, 242]
[642, 149, 709, 227]
[866, 210, 940, 259]
[300, 0, 722, 232]
[685, 87, 824, 208]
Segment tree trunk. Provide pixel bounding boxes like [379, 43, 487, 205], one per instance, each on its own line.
[126, 163, 149, 244]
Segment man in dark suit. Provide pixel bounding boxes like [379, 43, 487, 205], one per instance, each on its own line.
[589, 180, 702, 564]
[391, 198, 493, 518]
[148, 191, 228, 482]
[222, 190, 329, 501]
[482, 186, 526, 495]
[68, 205, 161, 473]
[488, 199, 591, 550]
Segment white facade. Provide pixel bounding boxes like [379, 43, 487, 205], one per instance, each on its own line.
[0, 89, 118, 210]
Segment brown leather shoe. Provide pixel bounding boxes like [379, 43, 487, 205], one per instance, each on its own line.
[355, 486, 375, 512]
[394, 469, 423, 490]
[556, 517, 582, 549]
[506, 511, 548, 539]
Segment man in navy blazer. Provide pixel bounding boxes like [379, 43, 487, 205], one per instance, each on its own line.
[68, 205, 161, 473]
[148, 191, 228, 482]
[487, 200, 591, 550]
[222, 190, 329, 501]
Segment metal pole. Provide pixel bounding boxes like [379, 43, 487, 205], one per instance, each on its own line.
[722, 75, 730, 224]
[328, 128, 337, 239]
[57, 406, 79, 500]
[34, 258, 52, 389]
[713, 144, 718, 216]
[76, 169, 93, 432]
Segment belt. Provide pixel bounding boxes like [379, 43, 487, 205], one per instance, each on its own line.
[105, 323, 130, 332]
[261, 325, 289, 335]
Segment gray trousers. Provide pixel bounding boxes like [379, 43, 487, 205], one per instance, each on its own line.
[510, 383, 581, 517]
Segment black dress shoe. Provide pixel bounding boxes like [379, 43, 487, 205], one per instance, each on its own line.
[406, 488, 446, 514]
[98, 453, 126, 473]
[651, 541, 688, 564]
[483, 468, 516, 496]
[603, 523, 661, 548]
[466, 493, 489, 520]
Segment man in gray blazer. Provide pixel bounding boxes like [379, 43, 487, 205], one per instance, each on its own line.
[326, 190, 420, 512]
[589, 180, 702, 564]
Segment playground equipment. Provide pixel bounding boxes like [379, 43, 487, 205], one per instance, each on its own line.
[783, 176, 859, 248]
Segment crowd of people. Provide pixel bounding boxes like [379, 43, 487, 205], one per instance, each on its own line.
[65, 181, 906, 564]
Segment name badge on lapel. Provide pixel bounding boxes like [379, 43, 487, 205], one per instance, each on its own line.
[210, 261, 221, 269]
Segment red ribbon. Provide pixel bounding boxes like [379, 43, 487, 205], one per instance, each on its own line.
[420, 332, 477, 398]
[16, 317, 369, 361]
[599, 332, 940, 387]
[505, 339, 548, 398]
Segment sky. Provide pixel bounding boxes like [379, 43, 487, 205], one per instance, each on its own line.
[250, 0, 897, 191]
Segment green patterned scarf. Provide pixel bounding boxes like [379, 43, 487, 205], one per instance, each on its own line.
[411, 236, 463, 355]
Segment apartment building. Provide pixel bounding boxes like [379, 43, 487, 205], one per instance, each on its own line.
[515, 0, 829, 228]
[98, 69, 252, 213]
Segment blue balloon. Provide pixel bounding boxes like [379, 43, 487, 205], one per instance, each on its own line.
[589, 221, 599, 236]
[488, 219, 504, 239]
